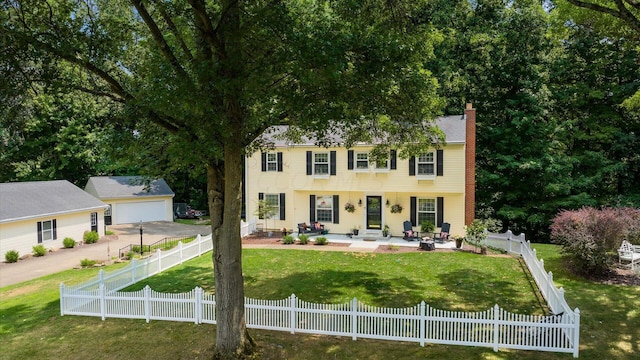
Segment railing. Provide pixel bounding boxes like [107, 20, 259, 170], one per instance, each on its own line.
[118, 235, 196, 259]
[60, 230, 580, 357]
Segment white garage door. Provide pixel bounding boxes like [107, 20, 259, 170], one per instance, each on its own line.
[115, 201, 166, 224]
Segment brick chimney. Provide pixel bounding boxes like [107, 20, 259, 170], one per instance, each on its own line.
[464, 103, 476, 226]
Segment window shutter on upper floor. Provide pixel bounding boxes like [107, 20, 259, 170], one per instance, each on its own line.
[437, 197, 444, 227]
[279, 193, 286, 220]
[409, 156, 415, 176]
[261, 152, 267, 172]
[306, 151, 312, 175]
[309, 195, 316, 222]
[330, 151, 336, 175]
[410, 197, 417, 226]
[277, 152, 283, 172]
[437, 150, 443, 176]
[390, 150, 397, 170]
[333, 195, 339, 224]
[348, 150, 354, 170]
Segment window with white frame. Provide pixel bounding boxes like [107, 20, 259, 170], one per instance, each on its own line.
[264, 194, 280, 220]
[316, 195, 333, 222]
[417, 198, 436, 227]
[417, 153, 435, 175]
[314, 153, 329, 175]
[375, 158, 389, 171]
[266, 153, 278, 171]
[355, 152, 369, 170]
[38, 219, 56, 242]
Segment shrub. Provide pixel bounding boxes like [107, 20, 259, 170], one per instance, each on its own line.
[63, 237, 76, 248]
[105, 230, 114, 235]
[32, 244, 46, 257]
[298, 234, 309, 245]
[5, 250, 19, 263]
[550, 207, 640, 275]
[315, 237, 328, 245]
[83, 231, 99, 244]
[80, 258, 96, 267]
[282, 235, 295, 244]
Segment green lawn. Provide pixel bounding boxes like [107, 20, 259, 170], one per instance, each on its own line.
[1, 245, 638, 359]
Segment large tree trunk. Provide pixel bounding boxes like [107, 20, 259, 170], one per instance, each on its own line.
[207, 142, 253, 359]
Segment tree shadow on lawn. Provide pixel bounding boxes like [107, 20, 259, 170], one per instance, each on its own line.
[0, 299, 60, 336]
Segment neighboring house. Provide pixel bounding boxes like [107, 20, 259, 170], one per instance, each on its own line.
[84, 176, 175, 225]
[245, 104, 476, 237]
[0, 180, 107, 256]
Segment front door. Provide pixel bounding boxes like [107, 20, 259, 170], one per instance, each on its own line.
[366, 196, 382, 230]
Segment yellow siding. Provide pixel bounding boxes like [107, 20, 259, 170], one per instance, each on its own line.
[0, 210, 105, 256]
[246, 144, 467, 236]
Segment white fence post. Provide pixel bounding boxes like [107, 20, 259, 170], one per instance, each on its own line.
[99, 269, 104, 286]
[157, 248, 162, 271]
[145, 285, 151, 323]
[506, 230, 513, 253]
[100, 284, 106, 321]
[573, 308, 581, 358]
[351, 298, 358, 341]
[131, 258, 137, 284]
[290, 294, 297, 334]
[195, 287, 203, 324]
[419, 301, 426, 347]
[59, 283, 65, 316]
[493, 305, 499, 352]
[179, 242, 184, 264]
[197, 234, 202, 254]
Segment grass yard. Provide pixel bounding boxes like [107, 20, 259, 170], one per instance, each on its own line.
[1, 245, 638, 359]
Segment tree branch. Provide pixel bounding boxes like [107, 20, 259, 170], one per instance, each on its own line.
[566, 0, 640, 32]
[151, 0, 195, 63]
[130, 0, 192, 81]
[187, 0, 222, 55]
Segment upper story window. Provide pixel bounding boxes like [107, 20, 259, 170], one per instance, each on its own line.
[266, 153, 277, 171]
[314, 153, 329, 175]
[261, 152, 283, 172]
[306, 151, 336, 177]
[355, 152, 369, 171]
[417, 153, 435, 176]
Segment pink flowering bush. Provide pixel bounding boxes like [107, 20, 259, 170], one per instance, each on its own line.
[550, 207, 640, 275]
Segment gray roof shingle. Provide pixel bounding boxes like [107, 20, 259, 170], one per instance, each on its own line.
[84, 176, 175, 199]
[0, 180, 107, 223]
[259, 114, 467, 147]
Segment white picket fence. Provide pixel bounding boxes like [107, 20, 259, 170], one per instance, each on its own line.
[60, 230, 580, 357]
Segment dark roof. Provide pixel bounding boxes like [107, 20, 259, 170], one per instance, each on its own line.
[84, 176, 175, 199]
[0, 180, 107, 223]
[260, 114, 467, 147]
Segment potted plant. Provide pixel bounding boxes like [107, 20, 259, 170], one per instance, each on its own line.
[420, 221, 435, 234]
[452, 235, 464, 249]
[382, 224, 390, 238]
[390, 203, 403, 213]
[344, 202, 356, 213]
[352, 225, 360, 236]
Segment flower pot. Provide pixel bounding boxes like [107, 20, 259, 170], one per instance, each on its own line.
[455, 238, 463, 248]
[353, 229, 359, 236]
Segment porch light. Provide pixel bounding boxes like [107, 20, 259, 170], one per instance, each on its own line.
[386, 199, 390, 207]
[139, 221, 143, 255]
[358, 199, 362, 207]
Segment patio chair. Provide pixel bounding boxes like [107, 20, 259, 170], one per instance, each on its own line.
[618, 240, 640, 270]
[432, 222, 451, 243]
[402, 220, 420, 241]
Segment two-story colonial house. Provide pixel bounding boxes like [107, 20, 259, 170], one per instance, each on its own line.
[245, 104, 476, 238]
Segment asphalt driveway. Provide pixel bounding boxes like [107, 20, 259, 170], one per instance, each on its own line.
[0, 221, 211, 288]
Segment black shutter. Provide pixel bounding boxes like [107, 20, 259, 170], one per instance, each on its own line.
[306, 151, 312, 175]
[410, 197, 417, 226]
[437, 150, 443, 176]
[37, 221, 43, 243]
[409, 156, 415, 176]
[437, 197, 444, 227]
[258, 193, 264, 219]
[277, 152, 283, 172]
[330, 151, 336, 175]
[348, 150, 354, 170]
[309, 195, 316, 222]
[261, 152, 267, 172]
[52, 219, 57, 240]
[279, 193, 286, 220]
[333, 195, 339, 224]
[390, 150, 397, 170]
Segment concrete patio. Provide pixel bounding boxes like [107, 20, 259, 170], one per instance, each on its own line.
[294, 232, 458, 251]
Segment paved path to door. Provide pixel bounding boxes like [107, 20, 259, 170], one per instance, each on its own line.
[0, 222, 210, 288]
